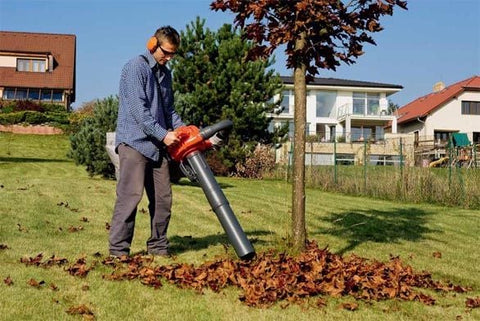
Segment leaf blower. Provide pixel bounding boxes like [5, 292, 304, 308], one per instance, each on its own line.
[168, 120, 256, 260]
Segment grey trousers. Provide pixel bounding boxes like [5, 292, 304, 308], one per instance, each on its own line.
[109, 144, 172, 256]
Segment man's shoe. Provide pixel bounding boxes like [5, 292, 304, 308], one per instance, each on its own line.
[147, 250, 172, 257]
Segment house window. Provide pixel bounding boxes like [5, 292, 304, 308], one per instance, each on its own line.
[353, 92, 365, 115]
[17, 58, 46, 72]
[280, 90, 292, 114]
[434, 130, 455, 144]
[375, 126, 385, 141]
[473, 132, 480, 144]
[461, 101, 480, 115]
[369, 155, 401, 166]
[351, 126, 372, 141]
[367, 93, 380, 115]
[315, 91, 336, 117]
[2, 87, 64, 102]
[40, 89, 63, 102]
[353, 92, 380, 115]
[52, 91, 63, 101]
[28, 89, 40, 100]
[15, 89, 27, 99]
[316, 124, 326, 140]
[3, 89, 16, 99]
[278, 120, 294, 139]
[335, 154, 354, 165]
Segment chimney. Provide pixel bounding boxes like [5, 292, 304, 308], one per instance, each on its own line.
[433, 81, 445, 92]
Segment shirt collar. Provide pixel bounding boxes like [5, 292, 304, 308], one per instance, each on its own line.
[144, 50, 158, 69]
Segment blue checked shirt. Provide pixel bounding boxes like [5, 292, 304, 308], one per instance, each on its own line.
[115, 51, 184, 161]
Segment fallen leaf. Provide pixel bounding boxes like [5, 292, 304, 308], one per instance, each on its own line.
[340, 302, 359, 311]
[16, 224, 28, 232]
[66, 304, 95, 319]
[68, 225, 84, 233]
[466, 297, 480, 309]
[4, 276, 13, 286]
[66, 258, 91, 277]
[27, 278, 45, 288]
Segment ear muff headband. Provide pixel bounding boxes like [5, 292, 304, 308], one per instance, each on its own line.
[147, 36, 158, 53]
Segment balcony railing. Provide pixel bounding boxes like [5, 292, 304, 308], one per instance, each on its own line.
[337, 103, 389, 118]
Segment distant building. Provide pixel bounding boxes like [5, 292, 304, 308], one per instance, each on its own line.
[396, 75, 480, 144]
[270, 76, 403, 143]
[0, 31, 76, 110]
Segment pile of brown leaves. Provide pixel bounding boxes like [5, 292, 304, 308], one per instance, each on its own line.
[101, 241, 472, 308]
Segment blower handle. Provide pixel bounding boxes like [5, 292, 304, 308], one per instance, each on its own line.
[199, 119, 233, 140]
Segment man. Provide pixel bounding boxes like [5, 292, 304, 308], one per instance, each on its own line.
[109, 26, 184, 257]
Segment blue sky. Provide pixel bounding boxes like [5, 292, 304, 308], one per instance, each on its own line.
[1, 0, 479, 108]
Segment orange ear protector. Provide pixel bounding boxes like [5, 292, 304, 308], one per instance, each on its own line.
[147, 36, 158, 53]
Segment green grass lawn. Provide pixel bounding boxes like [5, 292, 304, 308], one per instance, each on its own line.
[0, 133, 479, 321]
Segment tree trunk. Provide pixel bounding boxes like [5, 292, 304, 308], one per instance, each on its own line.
[291, 32, 307, 253]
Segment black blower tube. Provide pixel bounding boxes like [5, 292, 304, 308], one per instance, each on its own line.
[199, 119, 233, 140]
[186, 151, 256, 260]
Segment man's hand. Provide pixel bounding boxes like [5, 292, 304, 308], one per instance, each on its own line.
[163, 131, 180, 146]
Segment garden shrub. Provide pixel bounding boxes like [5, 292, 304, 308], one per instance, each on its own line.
[0, 110, 69, 127]
[0, 100, 69, 129]
[68, 96, 118, 178]
[0, 112, 26, 125]
[24, 111, 48, 124]
[13, 100, 45, 112]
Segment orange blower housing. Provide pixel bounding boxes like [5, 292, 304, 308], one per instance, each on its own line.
[167, 125, 212, 163]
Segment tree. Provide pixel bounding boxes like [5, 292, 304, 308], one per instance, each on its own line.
[170, 17, 287, 172]
[388, 100, 400, 115]
[211, 0, 408, 252]
[68, 96, 118, 178]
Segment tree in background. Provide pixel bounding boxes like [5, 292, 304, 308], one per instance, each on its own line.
[211, 0, 408, 252]
[68, 96, 118, 178]
[388, 100, 400, 115]
[171, 17, 287, 172]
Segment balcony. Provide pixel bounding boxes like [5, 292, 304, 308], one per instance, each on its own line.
[337, 103, 389, 119]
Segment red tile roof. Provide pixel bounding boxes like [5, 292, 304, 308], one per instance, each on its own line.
[396, 75, 480, 124]
[0, 31, 76, 100]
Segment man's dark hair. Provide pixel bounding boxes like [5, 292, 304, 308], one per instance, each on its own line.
[155, 26, 180, 47]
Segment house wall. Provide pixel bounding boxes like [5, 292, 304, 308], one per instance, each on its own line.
[425, 91, 480, 140]
[278, 88, 394, 137]
[398, 120, 425, 136]
[276, 133, 415, 166]
[0, 56, 16, 67]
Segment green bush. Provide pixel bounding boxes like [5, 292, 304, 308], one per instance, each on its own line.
[0, 110, 70, 127]
[68, 96, 118, 178]
[0, 99, 65, 113]
[24, 111, 48, 124]
[0, 112, 26, 124]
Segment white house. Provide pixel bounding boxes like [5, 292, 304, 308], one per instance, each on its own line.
[396, 75, 480, 145]
[270, 76, 403, 143]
